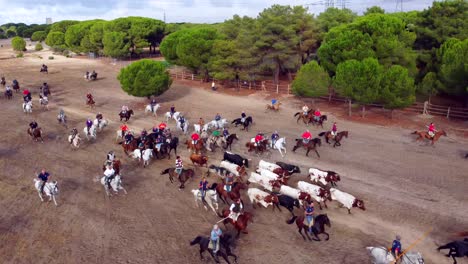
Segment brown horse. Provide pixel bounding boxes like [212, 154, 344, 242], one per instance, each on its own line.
[412, 130, 447, 145]
[310, 115, 327, 128]
[318, 131, 348, 147]
[245, 140, 270, 155]
[266, 102, 281, 111]
[119, 138, 138, 155]
[286, 214, 331, 241]
[218, 208, 253, 238]
[102, 160, 122, 175]
[224, 134, 239, 151]
[27, 128, 44, 142]
[212, 182, 247, 204]
[294, 111, 313, 125]
[86, 98, 95, 108]
[119, 109, 134, 122]
[292, 138, 321, 158]
[185, 139, 205, 154]
[161, 168, 195, 189]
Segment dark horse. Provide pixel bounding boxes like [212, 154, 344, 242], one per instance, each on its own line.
[310, 115, 327, 128]
[224, 134, 239, 151]
[28, 128, 44, 142]
[437, 238, 468, 264]
[119, 109, 134, 122]
[4, 89, 12, 100]
[218, 209, 254, 238]
[292, 138, 321, 158]
[287, 214, 331, 241]
[231, 116, 253, 131]
[245, 140, 270, 156]
[190, 234, 238, 264]
[161, 167, 194, 189]
[119, 138, 139, 155]
[212, 182, 247, 204]
[318, 131, 348, 147]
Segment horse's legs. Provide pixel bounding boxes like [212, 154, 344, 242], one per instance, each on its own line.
[220, 253, 231, 264]
[323, 231, 330, 241]
[306, 148, 310, 156]
[323, 200, 328, 209]
[318, 202, 323, 210]
[311, 230, 321, 241]
[199, 249, 204, 260]
[314, 150, 320, 159]
[120, 186, 128, 194]
[38, 191, 44, 202]
[298, 226, 307, 240]
[52, 195, 58, 206]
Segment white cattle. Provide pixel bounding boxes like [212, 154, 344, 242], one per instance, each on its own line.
[165, 111, 180, 122]
[297, 181, 330, 208]
[131, 148, 153, 168]
[279, 185, 309, 206]
[256, 168, 281, 181]
[220, 160, 243, 177]
[258, 160, 281, 172]
[309, 168, 328, 185]
[191, 189, 219, 214]
[330, 188, 365, 213]
[145, 103, 160, 116]
[366, 247, 425, 264]
[248, 172, 275, 191]
[34, 179, 59, 206]
[247, 188, 276, 208]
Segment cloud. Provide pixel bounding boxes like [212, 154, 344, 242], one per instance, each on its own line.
[0, 0, 434, 25]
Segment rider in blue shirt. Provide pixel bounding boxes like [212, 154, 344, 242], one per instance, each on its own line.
[223, 128, 229, 139]
[37, 169, 50, 194]
[305, 201, 314, 233]
[210, 224, 222, 254]
[215, 113, 221, 121]
[391, 235, 402, 259]
[199, 177, 208, 203]
[271, 131, 279, 147]
[170, 105, 175, 118]
[86, 118, 93, 135]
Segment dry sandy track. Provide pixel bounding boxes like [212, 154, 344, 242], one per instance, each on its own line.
[0, 42, 467, 264]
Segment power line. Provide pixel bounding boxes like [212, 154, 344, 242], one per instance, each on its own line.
[395, 0, 403, 12]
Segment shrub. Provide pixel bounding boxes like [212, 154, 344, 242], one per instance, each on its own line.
[11, 36, 26, 52]
[48, 56, 54, 60]
[16, 52, 24, 58]
[35, 43, 43, 51]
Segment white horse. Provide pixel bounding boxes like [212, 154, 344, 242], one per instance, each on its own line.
[191, 189, 219, 215]
[33, 179, 59, 206]
[83, 125, 97, 140]
[272, 137, 287, 157]
[176, 119, 189, 134]
[206, 135, 226, 152]
[208, 119, 228, 129]
[68, 134, 81, 148]
[145, 103, 160, 116]
[194, 124, 202, 133]
[39, 96, 49, 110]
[93, 119, 108, 131]
[23, 101, 33, 113]
[165, 111, 180, 122]
[131, 148, 153, 167]
[115, 129, 132, 142]
[100, 175, 127, 196]
[366, 247, 425, 264]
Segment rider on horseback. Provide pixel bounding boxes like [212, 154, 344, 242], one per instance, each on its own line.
[199, 177, 208, 203]
[427, 122, 436, 138]
[106, 151, 115, 166]
[240, 112, 246, 124]
[271, 131, 279, 147]
[163, 128, 172, 139]
[86, 118, 93, 135]
[178, 115, 186, 130]
[215, 113, 221, 121]
[210, 224, 222, 254]
[170, 105, 175, 118]
[155, 135, 163, 152]
[223, 128, 229, 139]
[272, 99, 277, 108]
[85, 71, 90, 80]
[141, 129, 148, 141]
[198, 117, 205, 127]
[175, 156, 183, 177]
[104, 165, 115, 190]
[120, 124, 128, 138]
[29, 120, 38, 133]
[1, 76, 5, 85]
[391, 235, 402, 261]
[305, 201, 315, 233]
[314, 108, 321, 122]
[225, 173, 234, 192]
[37, 168, 50, 194]
[254, 133, 264, 147]
[302, 130, 312, 144]
[229, 199, 243, 223]
[69, 128, 78, 144]
[150, 98, 157, 112]
[121, 105, 129, 115]
[191, 132, 200, 145]
[331, 122, 337, 138]
[302, 104, 309, 116]
[124, 131, 134, 145]
[96, 112, 103, 126]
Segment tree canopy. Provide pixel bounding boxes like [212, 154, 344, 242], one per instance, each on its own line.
[292, 61, 330, 97]
[11, 37, 26, 51]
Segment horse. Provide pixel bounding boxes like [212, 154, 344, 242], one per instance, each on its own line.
[93, 119, 108, 131]
[165, 137, 179, 158]
[231, 116, 252, 131]
[191, 188, 219, 215]
[310, 115, 327, 128]
[161, 168, 195, 189]
[68, 133, 81, 148]
[100, 175, 127, 197]
[190, 234, 238, 264]
[245, 140, 270, 156]
[224, 134, 239, 151]
[294, 111, 313, 125]
[266, 102, 282, 111]
[83, 125, 97, 140]
[0, 77, 5, 86]
[287, 214, 331, 241]
[272, 137, 287, 157]
[33, 179, 59, 206]
[119, 138, 138, 155]
[212, 182, 247, 204]
[207, 135, 226, 152]
[165, 111, 180, 122]
[86, 98, 95, 108]
[57, 113, 67, 128]
[130, 148, 153, 168]
[119, 109, 134, 122]
[23, 101, 33, 113]
[218, 209, 253, 238]
[292, 138, 321, 158]
[437, 238, 468, 264]
[367, 246, 426, 264]
[145, 104, 160, 116]
[185, 139, 205, 154]
[411, 130, 447, 145]
[177, 119, 190, 134]
[102, 159, 122, 175]
[39, 96, 49, 110]
[12, 82, 20, 93]
[4, 89, 12, 99]
[28, 127, 44, 142]
[318, 131, 348, 147]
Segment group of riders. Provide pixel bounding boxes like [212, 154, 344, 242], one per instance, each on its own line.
[85, 70, 98, 80]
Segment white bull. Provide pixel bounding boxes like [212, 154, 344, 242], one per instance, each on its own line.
[330, 188, 365, 214]
[248, 172, 276, 191]
[220, 160, 242, 177]
[247, 188, 275, 208]
[279, 185, 310, 206]
[309, 168, 328, 185]
[258, 160, 281, 172]
[256, 168, 281, 181]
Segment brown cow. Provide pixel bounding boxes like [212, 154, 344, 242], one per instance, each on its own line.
[190, 153, 208, 167]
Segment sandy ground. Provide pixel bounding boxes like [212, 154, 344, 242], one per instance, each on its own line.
[0, 40, 467, 264]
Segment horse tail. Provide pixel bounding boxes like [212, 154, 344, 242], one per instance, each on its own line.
[411, 131, 419, 134]
[318, 132, 326, 137]
[160, 168, 170, 175]
[294, 112, 300, 117]
[190, 236, 203, 246]
[245, 142, 250, 147]
[118, 141, 124, 145]
[286, 215, 298, 225]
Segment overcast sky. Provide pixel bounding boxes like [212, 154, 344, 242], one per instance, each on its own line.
[0, 0, 435, 25]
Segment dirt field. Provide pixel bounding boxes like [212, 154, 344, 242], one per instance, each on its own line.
[0, 40, 467, 264]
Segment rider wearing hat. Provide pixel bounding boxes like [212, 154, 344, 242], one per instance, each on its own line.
[254, 133, 264, 146]
[229, 199, 243, 223]
[175, 156, 183, 176]
[314, 108, 321, 122]
[191, 132, 200, 145]
[210, 224, 222, 254]
[271, 131, 279, 147]
[302, 104, 309, 116]
[124, 131, 134, 144]
[86, 118, 93, 135]
[302, 130, 312, 143]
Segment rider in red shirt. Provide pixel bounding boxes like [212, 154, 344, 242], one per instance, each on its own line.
[191, 132, 200, 144]
[314, 108, 321, 122]
[120, 124, 128, 138]
[255, 133, 264, 143]
[427, 122, 435, 137]
[302, 130, 312, 143]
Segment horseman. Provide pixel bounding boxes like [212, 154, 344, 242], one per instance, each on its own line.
[86, 118, 93, 135]
[391, 235, 402, 261]
[225, 173, 234, 192]
[1, 76, 5, 86]
[271, 130, 279, 147]
[159, 122, 167, 132]
[120, 124, 128, 138]
[124, 131, 134, 145]
[40, 64, 48, 72]
[305, 201, 315, 233]
[69, 128, 78, 144]
[41, 82, 49, 95]
[152, 125, 159, 134]
[178, 115, 186, 130]
[210, 224, 222, 255]
[302, 104, 309, 116]
[314, 108, 321, 122]
[150, 98, 157, 113]
[198, 117, 205, 128]
[271, 99, 277, 108]
[37, 168, 51, 194]
[58, 108, 65, 120]
[96, 112, 103, 126]
[175, 156, 183, 177]
[427, 122, 436, 138]
[229, 199, 243, 223]
[199, 177, 208, 203]
[12, 79, 19, 89]
[163, 128, 172, 140]
[254, 132, 264, 147]
[5, 85, 11, 92]
[106, 151, 115, 166]
[212, 130, 221, 140]
[215, 113, 221, 122]
[191, 132, 200, 145]
[222, 127, 229, 139]
[141, 129, 148, 142]
[331, 122, 337, 138]
[302, 130, 312, 144]
[23, 89, 32, 105]
[91, 70, 97, 79]
[103, 165, 115, 190]
[85, 71, 90, 80]
[29, 120, 39, 133]
[240, 111, 247, 124]
[170, 104, 176, 118]
[155, 135, 164, 152]
[86, 93, 93, 104]
[121, 105, 129, 115]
